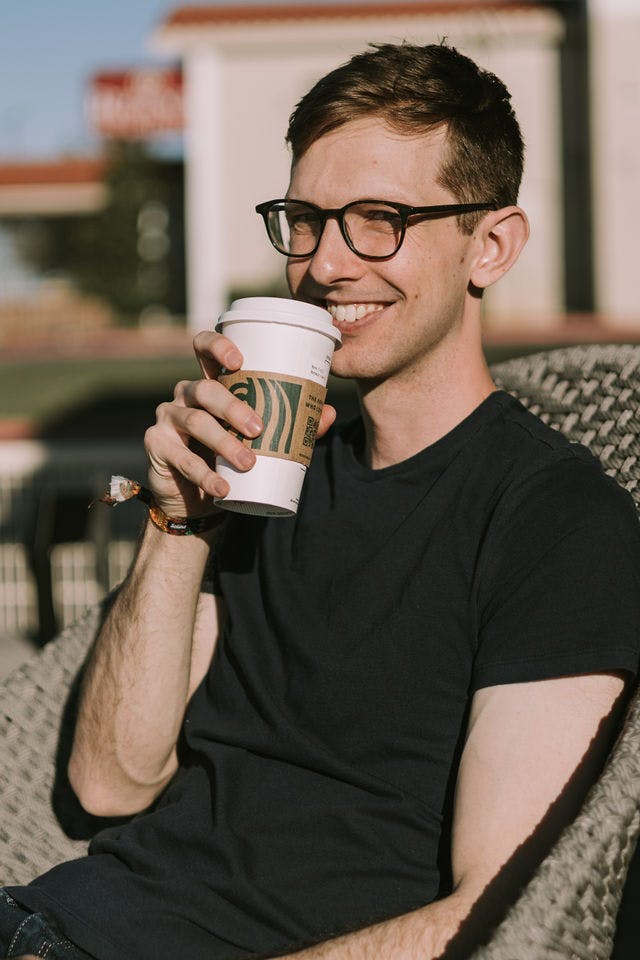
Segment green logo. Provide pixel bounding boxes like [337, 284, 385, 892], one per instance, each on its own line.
[229, 376, 302, 455]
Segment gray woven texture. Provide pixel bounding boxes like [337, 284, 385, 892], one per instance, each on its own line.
[492, 343, 640, 508]
[0, 343, 639, 957]
[0, 602, 103, 884]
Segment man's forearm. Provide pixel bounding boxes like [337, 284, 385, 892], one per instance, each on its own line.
[273, 893, 471, 960]
[67, 519, 218, 817]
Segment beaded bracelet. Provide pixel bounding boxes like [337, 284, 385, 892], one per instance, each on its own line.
[94, 476, 226, 537]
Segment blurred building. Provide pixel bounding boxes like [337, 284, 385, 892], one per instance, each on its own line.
[3, 1, 638, 339]
[150, 0, 640, 338]
[0, 158, 113, 341]
[588, 0, 640, 326]
[0, 147, 186, 328]
[0, 158, 106, 218]
[153, 0, 567, 336]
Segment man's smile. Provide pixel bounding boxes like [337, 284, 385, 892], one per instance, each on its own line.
[325, 301, 387, 325]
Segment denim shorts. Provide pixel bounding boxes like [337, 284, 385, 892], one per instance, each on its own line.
[0, 889, 93, 960]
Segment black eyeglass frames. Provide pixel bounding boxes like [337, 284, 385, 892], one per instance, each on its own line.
[255, 198, 497, 261]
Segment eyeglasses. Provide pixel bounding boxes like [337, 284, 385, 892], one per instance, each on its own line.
[255, 198, 497, 261]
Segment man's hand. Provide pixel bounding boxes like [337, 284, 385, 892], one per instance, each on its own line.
[145, 330, 337, 518]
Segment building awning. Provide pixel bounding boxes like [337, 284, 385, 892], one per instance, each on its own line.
[0, 158, 106, 217]
[153, 1, 563, 53]
[163, 1, 543, 26]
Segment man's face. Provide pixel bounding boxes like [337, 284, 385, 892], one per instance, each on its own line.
[286, 117, 482, 384]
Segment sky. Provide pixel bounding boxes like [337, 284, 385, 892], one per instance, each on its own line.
[0, 1, 184, 159]
[0, 0, 390, 161]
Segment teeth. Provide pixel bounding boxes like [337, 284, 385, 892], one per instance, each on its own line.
[326, 303, 385, 323]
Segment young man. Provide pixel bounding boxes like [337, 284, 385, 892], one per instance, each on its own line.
[3, 42, 640, 960]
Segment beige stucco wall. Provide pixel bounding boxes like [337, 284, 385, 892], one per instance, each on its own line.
[589, 0, 640, 326]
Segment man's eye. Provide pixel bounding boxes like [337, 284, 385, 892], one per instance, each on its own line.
[288, 213, 317, 231]
[364, 209, 402, 230]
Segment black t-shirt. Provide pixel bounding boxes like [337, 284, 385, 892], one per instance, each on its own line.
[11, 391, 640, 960]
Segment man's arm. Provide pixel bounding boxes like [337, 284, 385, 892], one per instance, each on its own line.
[67, 332, 267, 817]
[272, 671, 626, 959]
[67, 329, 336, 819]
[67, 524, 221, 817]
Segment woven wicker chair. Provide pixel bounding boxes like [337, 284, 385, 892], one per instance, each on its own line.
[1, 343, 640, 958]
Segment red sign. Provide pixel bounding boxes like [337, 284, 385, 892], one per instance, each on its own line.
[88, 68, 183, 139]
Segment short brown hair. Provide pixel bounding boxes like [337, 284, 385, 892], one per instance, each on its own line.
[286, 42, 524, 233]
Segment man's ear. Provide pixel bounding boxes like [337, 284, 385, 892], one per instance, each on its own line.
[470, 206, 529, 290]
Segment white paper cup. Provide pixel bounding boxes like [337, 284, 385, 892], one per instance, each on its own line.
[214, 297, 341, 517]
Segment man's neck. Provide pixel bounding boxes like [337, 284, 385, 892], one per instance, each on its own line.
[357, 341, 496, 471]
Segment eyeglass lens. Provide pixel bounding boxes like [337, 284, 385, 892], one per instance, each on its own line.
[268, 201, 404, 258]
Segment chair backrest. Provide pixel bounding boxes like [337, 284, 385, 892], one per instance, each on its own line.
[492, 343, 640, 509]
[1, 344, 639, 955]
[467, 344, 640, 959]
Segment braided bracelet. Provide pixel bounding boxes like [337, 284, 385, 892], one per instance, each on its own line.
[94, 476, 226, 537]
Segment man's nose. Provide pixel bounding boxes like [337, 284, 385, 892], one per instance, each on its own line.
[307, 217, 364, 285]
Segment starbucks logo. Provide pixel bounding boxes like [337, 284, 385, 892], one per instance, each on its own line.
[229, 376, 302, 455]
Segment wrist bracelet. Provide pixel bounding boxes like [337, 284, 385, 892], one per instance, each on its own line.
[93, 476, 227, 537]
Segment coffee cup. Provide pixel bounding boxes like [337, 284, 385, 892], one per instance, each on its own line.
[214, 297, 341, 516]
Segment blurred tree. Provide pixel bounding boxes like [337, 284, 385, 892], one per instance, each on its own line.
[10, 142, 186, 325]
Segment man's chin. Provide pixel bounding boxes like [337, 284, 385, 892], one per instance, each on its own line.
[330, 360, 385, 385]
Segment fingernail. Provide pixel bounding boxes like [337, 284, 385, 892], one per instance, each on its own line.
[246, 415, 263, 436]
[225, 349, 242, 367]
[213, 480, 228, 498]
[237, 448, 255, 469]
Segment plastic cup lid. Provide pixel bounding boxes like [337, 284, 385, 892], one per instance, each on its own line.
[216, 297, 341, 344]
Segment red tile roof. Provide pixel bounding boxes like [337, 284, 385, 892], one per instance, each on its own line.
[164, 1, 540, 27]
[0, 158, 105, 187]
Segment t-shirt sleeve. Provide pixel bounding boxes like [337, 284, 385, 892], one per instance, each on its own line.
[473, 454, 640, 691]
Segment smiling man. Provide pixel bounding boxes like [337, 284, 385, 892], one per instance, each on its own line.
[3, 42, 640, 960]
[280, 116, 507, 463]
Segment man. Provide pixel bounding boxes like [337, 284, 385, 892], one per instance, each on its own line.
[3, 42, 640, 960]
